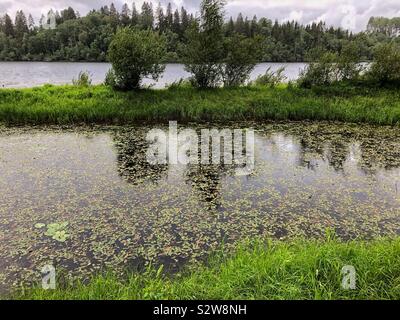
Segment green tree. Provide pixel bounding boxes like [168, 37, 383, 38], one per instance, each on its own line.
[108, 27, 166, 89]
[61, 7, 77, 22]
[165, 3, 173, 30]
[121, 3, 132, 26]
[225, 17, 235, 36]
[172, 9, 181, 35]
[15, 10, 29, 39]
[109, 3, 120, 27]
[131, 3, 139, 26]
[140, 2, 154, 30]
[3, 14, 15, 37]
[235, 13, 245, 34]
[110, 3, 118, 17]
[182, 0, 226, 88]
[180, 7, 190, 35]
[250, 15, 258, 37]
[155, 3, 165, 32]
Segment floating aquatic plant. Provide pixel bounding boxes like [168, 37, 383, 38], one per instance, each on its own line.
[36, 222, 70, 242]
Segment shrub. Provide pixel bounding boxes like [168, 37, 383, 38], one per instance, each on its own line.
[298, 52, 338, 88]
[252, 66, 287, 87]
[222, 35, 263, 87]
[298, 44, 363, 88]
[72, 71, 92, 86]
[108, 27, 167, 90]
[187, 63, 223, 89]
[336, 43, 364, 82]
[104, 69, 117, 88]
[366, 43, 400, 86]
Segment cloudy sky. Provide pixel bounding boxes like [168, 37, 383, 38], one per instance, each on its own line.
[1, 0, 400, 32]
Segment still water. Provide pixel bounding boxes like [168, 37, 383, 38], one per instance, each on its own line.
[0, 62, 307, 88]
[0, 122, 399, 290]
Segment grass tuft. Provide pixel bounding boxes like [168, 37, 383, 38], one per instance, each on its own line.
[15, 238, 400, 300]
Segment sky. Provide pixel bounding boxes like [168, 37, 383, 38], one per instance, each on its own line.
[1, 0, 400, 32]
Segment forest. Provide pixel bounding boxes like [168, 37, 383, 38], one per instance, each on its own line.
[0, 2, 399, 63]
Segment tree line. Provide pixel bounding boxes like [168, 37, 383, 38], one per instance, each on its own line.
[1, 1, 398, 62]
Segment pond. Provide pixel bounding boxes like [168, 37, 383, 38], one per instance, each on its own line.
[0, 122, 399, 291]
[0, 62, 307, 88]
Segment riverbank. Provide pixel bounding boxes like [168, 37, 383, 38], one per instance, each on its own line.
[16, 237, 400, 300]
[0, 84, 399, 125]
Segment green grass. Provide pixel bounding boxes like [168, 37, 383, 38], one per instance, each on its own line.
[0, 84, 399, 125]
[16, 237, 400, 300]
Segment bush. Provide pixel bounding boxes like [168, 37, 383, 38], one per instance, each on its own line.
[366, 43, 400, 86]
[222, 35, 263, 87]
[298, 44, 363, 88]
[252, 66, 287, 87]
[104, 69, 117, 88]
[187, 64, 223, 89]
[298, 52, 338, 88]
[336, 43, 364, 82]
[72, 71, 92, 86]
[108, 27, 167, 90]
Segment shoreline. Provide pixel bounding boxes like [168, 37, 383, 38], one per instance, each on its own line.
[0, 84, 399, 126]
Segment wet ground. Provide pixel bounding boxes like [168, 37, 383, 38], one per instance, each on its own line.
[0, 122, 399, 291]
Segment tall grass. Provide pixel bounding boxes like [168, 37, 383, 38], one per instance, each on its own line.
[0, 84, 399, 125]
[16, 238, 400, 300]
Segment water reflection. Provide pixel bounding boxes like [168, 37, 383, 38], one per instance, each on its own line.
[0, 122, 399, 292]
[185, 165, 224, 210]
[113, 129, 168, 185]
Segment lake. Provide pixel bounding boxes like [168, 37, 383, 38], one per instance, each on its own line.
[0, 62, 307, 88]
[0, 122, 399, 291]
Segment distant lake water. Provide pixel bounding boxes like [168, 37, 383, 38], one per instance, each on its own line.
[0, 62, 307, 88]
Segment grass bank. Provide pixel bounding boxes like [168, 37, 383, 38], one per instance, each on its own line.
[0, 84, 399, 125]
[16, 238, 400, 300]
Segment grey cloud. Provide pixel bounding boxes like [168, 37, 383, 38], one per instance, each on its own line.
[0, 1, 15, 14]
